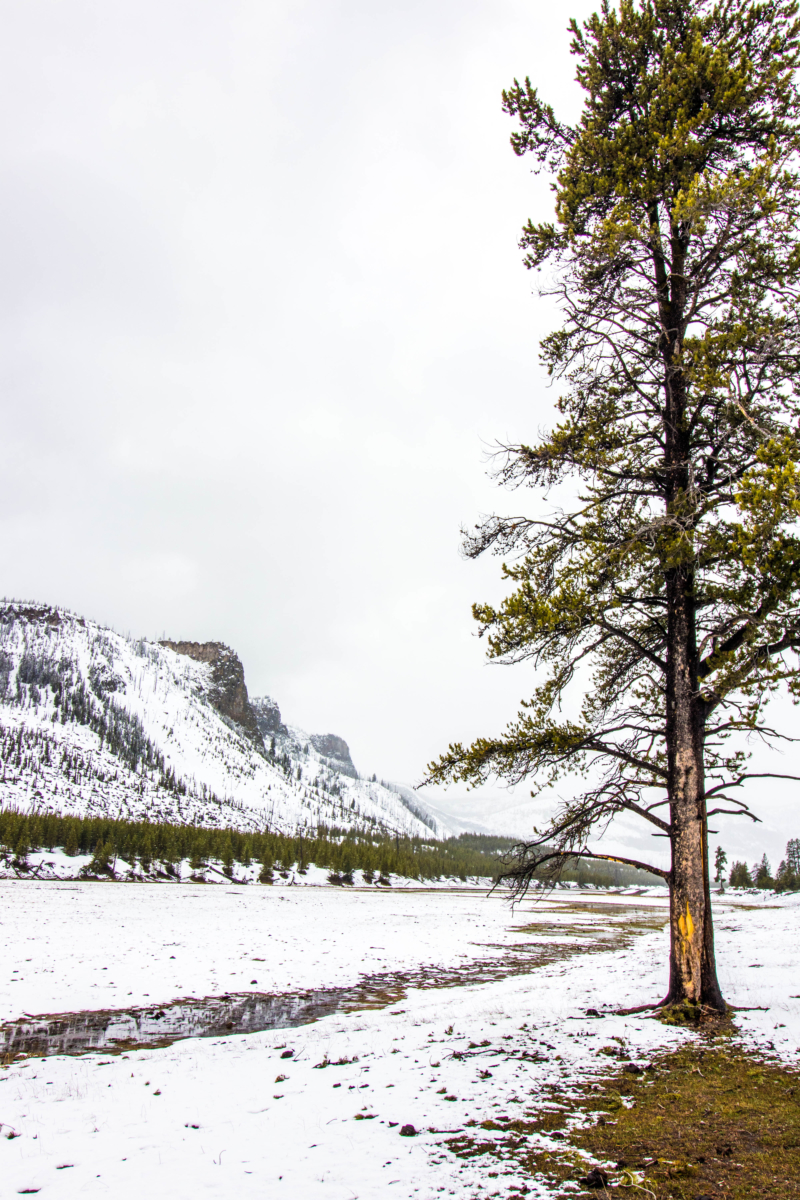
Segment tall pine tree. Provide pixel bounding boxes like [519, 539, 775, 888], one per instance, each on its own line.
[429, 0, 800, 1010]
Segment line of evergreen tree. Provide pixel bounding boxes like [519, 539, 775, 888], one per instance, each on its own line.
[726, 839, 800, 892]
[0, 807, 663, 887]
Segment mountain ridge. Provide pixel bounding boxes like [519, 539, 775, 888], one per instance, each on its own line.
[0, 600, 445, 838]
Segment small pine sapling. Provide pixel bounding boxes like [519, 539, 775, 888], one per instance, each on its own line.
[714, 846, 728, 884]
[754, 854, 773, 889]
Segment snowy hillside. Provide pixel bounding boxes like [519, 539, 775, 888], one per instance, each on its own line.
[0, 601, 444, 838]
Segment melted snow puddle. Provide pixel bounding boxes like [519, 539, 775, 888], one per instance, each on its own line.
[0, 901, 666, 1058]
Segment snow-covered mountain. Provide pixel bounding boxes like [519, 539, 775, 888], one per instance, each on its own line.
[0, 601, 445, 838]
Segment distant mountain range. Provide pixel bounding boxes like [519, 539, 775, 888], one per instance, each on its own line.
[0, 601, 453, 838]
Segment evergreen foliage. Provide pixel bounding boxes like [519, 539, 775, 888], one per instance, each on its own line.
[724, 843, 800, 889]
[729, 860, 753, 887]
[753, 852, 773, 887]
[88, 840, 114, 876]
[774, 836, 800, 889]
[0, 807, 662, 887]
[64, 822, 79, 857]
[7, 646, 184, 787]
[714, 845, 728, 882]
[786, 836, 800, 873]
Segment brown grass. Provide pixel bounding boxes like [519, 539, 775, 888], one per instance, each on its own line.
[445, 1034, 800, 1198]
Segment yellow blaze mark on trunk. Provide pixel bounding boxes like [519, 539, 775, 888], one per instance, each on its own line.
[677, 902, 695, 942]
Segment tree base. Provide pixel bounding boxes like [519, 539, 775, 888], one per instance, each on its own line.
[656, 998, 731, 1027]
[614, 997, 730, 1024]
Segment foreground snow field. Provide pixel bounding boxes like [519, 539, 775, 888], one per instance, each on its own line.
[1, 884, 798, 1198]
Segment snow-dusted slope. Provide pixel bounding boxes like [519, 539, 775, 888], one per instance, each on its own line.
[0, 601, 442, 837]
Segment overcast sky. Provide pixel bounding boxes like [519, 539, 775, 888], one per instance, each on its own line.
[1, 0, 796, 867]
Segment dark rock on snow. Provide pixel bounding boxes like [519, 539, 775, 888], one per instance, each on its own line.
[251, 695, 288, 738]
[310, 732, 357, 776]
[579, 1166, 609, 1189]
[160, 640, 262, 744]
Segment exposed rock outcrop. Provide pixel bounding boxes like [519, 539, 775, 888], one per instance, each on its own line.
[251, 695, 288, 739]
[310, 733, 357, 777]
[0, 601, 81, 629]
[159, 640, 262, 744]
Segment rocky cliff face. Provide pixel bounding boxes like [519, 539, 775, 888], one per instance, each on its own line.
[253, 701, 357, 778]
[251, 696, 288, 740]
[310, 733, 357, 778]
[310, 733, 354, 767]
[159, 640, 262, 744]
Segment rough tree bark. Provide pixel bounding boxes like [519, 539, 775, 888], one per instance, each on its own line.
[664, 565, 724, 1007]
[661, 237, 726, 1007]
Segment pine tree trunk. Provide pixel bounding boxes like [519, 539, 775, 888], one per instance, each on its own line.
[663, 564, 726, 1011]
[661, 277, 726, 1010]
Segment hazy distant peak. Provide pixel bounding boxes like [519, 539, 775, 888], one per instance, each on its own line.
[310, 733, 354, 770]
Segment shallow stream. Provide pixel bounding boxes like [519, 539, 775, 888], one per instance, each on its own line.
[0, 900, 665, 1058]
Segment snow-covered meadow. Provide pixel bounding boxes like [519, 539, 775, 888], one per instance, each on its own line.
[1, 883, 798, 1198]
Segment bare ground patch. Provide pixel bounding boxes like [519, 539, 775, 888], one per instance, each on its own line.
[444, 1031, 800, 1198]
